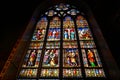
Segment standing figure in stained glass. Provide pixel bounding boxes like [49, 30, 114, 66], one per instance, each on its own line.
[28, 50, 36, 66]
[70, 29, 75, 40]
[68, 28, 71, 39]
[52, 29, 56, 39]
[44, 50, 51, 64]
[48, 28, 60, 40]
[87, 49, 96, 67]
[48, 30, 53, 39]
[64, 30, 68, 39]
[70, 50, 77, 66]
[36, 29, 41, 40]
[55, 30, 59, 39]
[49, 49, 58, 66]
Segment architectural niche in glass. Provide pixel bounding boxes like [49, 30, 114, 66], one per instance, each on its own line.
[17, 3, 106, 79]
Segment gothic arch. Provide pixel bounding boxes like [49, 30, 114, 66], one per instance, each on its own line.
[1, 0, 119, 80]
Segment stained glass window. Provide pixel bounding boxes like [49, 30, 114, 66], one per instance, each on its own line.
[18, 17, 48, 79]
[76, 15, 105, 77]
[17, 3, 106, 79]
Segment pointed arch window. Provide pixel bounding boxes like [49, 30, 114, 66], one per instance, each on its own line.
[17, 3, 106, 79]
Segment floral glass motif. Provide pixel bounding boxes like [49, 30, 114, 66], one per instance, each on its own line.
[19, 69, 38, 78]
[63, 49, 80, 67]
[41, 69, 59, 77]
[63, 69, 82, 77]
[80, 41, 96, 48]
[85, 69, 105, 77]
[63, 41, 78, 48]
[42, 49, 59, 67]
[32, 17, 47, 41]
[46, 42, 60, 49]
[55, 4, 80, 16]
[29, 42, 43, 49]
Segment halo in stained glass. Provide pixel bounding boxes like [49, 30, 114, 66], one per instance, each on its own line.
[63, 49, 80, 67]
[42, 49, 60, 67]
[18, 3, 106, 79]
